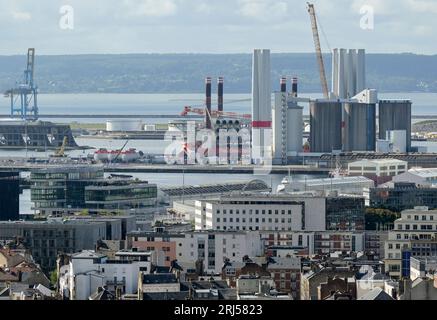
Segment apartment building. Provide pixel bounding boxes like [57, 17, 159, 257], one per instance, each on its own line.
[59, 250, 152, 300]
[384, 207, 437, 278]
[127, 230, 263, 274]
[0, 220, 108, 272]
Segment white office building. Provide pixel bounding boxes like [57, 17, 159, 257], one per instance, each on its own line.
[195, 195, 326, 233]
[384, 207, 437, 278]
[59, 250, 152, 300]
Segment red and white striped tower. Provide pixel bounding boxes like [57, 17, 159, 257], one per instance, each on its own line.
[251, 49, 272, 164]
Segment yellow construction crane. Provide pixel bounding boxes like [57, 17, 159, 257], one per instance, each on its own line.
[307, 2, 329, 99]
[51, 136, 68, 158]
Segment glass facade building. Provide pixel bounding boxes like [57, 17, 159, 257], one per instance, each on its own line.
[369, 182, 437, 212]
[30, 166, 157, 215]
[31, 166, 104, 215]
[0, 171, 20, 221]
[85, 180, 157, 211]
[325, 197, 365, 231]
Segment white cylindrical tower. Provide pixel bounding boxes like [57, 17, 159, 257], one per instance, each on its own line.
[251, 49, 272, 164]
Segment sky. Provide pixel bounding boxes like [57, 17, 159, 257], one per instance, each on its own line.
[0, 0, 436, 55]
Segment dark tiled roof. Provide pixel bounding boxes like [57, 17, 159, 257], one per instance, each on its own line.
[142, 273, 178, 284]
[142, 292, 189, 300]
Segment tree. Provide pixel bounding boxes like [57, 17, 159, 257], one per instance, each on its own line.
[49, 269, 58, 288]
[365, 208, 400, 230]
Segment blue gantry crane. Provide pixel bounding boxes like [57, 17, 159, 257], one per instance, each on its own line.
[4, 48, 39, 121]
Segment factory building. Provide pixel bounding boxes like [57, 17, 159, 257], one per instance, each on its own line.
[378, 100, 412, 152]
[251, 49, 272, 164]
[309, 100, 342, 153]
[342, 102, 376, 152]
[272, 77, 303, 164]
[332, 48, 366, 99]
[348, 159, 407, 185]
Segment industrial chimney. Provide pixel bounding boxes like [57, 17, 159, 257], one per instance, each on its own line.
[218, 77, 224, 112]
[205, 77, 212, 129]
[292, 77, 298, 97]
[280, 76, 287, 93]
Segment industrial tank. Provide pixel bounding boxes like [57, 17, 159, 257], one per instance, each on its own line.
[343, 102, 376, 152]
[309, 101, 342, 153]
[287, 101, 303, 155]
[378, 100, 411, 151]
[106, 119, 143, 132]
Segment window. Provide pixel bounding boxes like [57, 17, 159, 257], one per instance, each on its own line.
[396, 234, 401, 240]
[414, 216, 419, 221]
[422, 215, 427, 221]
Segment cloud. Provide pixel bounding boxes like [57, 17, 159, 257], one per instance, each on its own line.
[12, 11, 31, 21]
[123, 0, 177, 17]
[406, 0, 437, 13]
[238, 0, 288, 21]
[194, 2, 212, 14]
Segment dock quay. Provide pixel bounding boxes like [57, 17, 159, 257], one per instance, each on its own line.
[0, 163, 331, 175]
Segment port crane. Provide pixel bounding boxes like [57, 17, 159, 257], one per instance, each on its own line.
[307, 3, 330, 99]
[50, 136, 68, 158]
[4, 48, 39, 121]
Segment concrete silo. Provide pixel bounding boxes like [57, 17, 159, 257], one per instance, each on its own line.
[342, 102, 376, 152]
[309, 101, 342, 153]
[378, 100, 412, 151]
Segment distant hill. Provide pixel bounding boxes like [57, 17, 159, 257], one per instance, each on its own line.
[0, 53, 435, 94]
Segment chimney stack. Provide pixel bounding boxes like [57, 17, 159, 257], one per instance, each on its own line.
[205, 77, 212, 129]
[280, 76, 287, 93]
[218, 77, 224, 112]
[292, 77, 298, 97]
